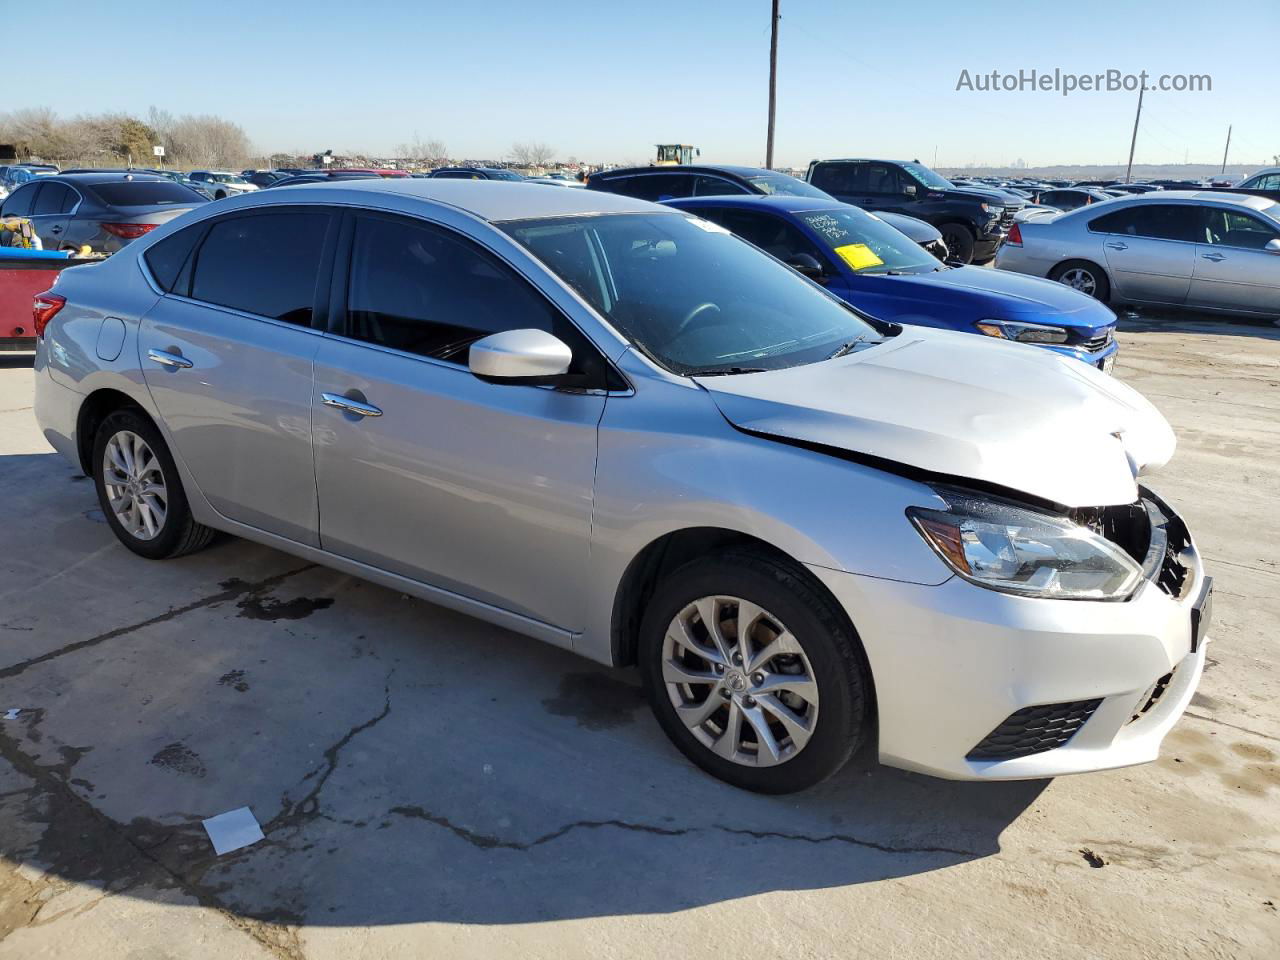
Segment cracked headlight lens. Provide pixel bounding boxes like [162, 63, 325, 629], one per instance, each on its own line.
[907, 489, 1143, 601]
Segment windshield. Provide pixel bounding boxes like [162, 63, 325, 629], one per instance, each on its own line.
[1255, 201, 1280, 224]
[900, 162, 953, 190]
[503, 212, 882, 376]
[209, 173, 247, 184]
[800, 208, 941, 275]
[745, 173, 832, 199]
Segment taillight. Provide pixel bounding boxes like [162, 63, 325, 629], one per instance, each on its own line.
[100, 222, 158, 239]
[32, 292, 66, 339]
[1007, 223, 1023, 246]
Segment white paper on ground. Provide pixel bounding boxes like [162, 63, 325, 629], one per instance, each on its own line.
[3, 709, 20, 720]
[202, 806, 265, 856]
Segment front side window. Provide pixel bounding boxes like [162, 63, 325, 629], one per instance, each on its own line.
[344, 213, 594, 372]
[1201, 208, 1280, 249]
[691, 175, 750, 197]
[189, 211, 330, 324]
[503, 212, 883, 376]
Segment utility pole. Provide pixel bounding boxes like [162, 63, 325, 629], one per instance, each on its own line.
[765, 0, 779, 169]
[1221, 125, 1232, 174]
[1124, 83, 1144, 184]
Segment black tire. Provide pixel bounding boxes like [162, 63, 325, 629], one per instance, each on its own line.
[1049, 259, 1111, 302]
[638, 550, 871, 793]
[938, 222, 976, 264]
[92, 408, 215, 560]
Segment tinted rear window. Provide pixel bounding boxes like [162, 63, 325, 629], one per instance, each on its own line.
[190, 211, 330, 324]
[90, 181, 208, 206]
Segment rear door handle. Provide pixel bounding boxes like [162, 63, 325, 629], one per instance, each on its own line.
[147, 348, 193, 369]
[1201, 253, 1226, 262]
[321, 392, 382, 417]
[1105, 241, 1128, 250]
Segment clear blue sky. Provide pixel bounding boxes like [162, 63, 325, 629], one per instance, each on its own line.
[8, 0, 1278, 169]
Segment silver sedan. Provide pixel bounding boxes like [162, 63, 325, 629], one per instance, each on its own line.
[995, 192, 1280, 317]
[33, 180, 1206, 793]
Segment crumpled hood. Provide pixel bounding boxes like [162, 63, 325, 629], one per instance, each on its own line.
[695, 328, 1175, 507]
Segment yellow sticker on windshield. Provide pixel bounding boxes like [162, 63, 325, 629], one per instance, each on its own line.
[833, 243, 884, 271]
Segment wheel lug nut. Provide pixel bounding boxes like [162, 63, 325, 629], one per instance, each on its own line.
[719, 688, 732, 699]
[732, 652, 742, 665]
[744, 696, 756, 707]
[751, 672, 764, 685]
[714, 664, 724, 674]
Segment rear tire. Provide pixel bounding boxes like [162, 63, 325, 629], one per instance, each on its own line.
[938, 223, 976, 264]
[92, 408, 215, 560]
[1050, 259, 1111, 302]
[639, 550, 871, 793]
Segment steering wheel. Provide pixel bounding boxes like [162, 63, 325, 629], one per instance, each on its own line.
[671, 302, 722, 341]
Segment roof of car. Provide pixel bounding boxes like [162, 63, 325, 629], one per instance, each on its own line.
[662, 193, 839, 214]
[1112, 190, 1275, 208]
[45, 172, 172, 184]
[237, 177, 666, 221]
[593, 164, 781, 180]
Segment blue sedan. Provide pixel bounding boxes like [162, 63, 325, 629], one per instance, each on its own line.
[663, 195, 1118, 371]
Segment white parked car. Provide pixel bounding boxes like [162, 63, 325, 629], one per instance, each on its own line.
[186, 171, 259, 200]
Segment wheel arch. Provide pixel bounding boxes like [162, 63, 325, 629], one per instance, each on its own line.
[1049, 257, 1114, 301]
[75, 387, 149, 475]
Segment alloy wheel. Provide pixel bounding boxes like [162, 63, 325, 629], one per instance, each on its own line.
[1059, 267, 1097, 295]
[661, 596, 819, 767]
[102, 430, 168, 541]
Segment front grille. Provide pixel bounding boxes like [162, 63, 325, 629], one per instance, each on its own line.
[967, 699, 1103, 760]
[1078, 329, 1114, 351]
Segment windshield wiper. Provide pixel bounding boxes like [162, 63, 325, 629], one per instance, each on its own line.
[693, 366, 767, 377]
[827, 336, 868, 359]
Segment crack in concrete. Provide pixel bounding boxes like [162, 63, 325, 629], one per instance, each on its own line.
[388, 806, 977, 858]
[1184, 711, 1280, 743]
[0, 564, 316, 682]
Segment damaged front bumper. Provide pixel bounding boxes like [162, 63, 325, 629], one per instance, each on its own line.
[807, 486, 1210, 781]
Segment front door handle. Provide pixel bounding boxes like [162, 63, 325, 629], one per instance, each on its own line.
[1105, 241, 1128, 250]
[1201, 253, 1226, 262]
[147, 348, 193, 369]
[321, 392, 382, 417]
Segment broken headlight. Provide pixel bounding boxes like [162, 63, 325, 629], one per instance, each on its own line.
[907, 489, 1143, 601]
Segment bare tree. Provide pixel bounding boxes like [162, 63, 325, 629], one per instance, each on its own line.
[396, 134, 448, 165]
[511, 141, 555, 168]
[168, 114, 251, 169]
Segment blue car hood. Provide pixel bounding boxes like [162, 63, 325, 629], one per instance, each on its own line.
[870, 266, 1115, 327]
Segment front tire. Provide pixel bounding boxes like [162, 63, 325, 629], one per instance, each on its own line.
[92, 408, 215, 560]
[938, 222, 976, 264]
[639, 551, 871, 793]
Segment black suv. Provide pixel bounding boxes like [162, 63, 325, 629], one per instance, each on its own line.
[805, 159, 1021, 263]
[586, 163, 949, 260]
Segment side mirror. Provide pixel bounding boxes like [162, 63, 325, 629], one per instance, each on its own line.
[785, 253, 826, 279]
[1265, 238, 1280, 254]
[903, 184, 917, 197]
[469, 329, 572, 384]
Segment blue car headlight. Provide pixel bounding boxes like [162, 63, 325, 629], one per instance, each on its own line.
[975, 319, 1070, 344]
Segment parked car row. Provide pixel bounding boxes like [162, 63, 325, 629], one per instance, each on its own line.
[31, 178, 1209, 793]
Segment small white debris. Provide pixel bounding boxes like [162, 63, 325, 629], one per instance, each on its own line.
[3, 709, 20, 720]
[482, 763, 494, 775]
[202, 806, 265, 856]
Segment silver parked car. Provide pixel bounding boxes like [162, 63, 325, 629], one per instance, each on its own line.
[34, 181, 1210, 793]
[996, 192, 1280, 316]
[186, 171, 259, 199]
[0, 173, 209, 253]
